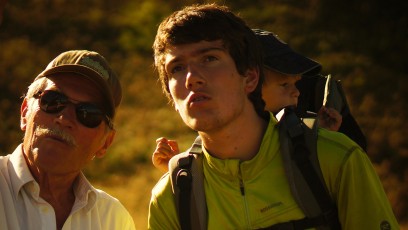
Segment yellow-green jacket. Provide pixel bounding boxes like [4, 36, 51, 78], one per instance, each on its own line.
[148, 115, 398, 229]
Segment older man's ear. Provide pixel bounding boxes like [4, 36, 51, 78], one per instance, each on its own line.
[20, 98, 29, 131]
[94, 130, 116, 159]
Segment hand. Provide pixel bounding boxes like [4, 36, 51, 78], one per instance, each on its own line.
[317, 106, 342, 131]
[152, 137, 180, 173]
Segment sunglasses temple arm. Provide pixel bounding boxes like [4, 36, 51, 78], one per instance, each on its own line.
[106, 116, 114, 130]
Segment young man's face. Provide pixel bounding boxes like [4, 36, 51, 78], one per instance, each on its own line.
[262, 68, 300, 112]
[164, 40, 258, 133]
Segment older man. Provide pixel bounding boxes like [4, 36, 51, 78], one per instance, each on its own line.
[0, 50, 135, 230]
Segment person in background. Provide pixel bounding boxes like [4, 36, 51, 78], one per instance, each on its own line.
[148, 3, 397, 229]
[254, 29, 367, 151]
[0, 50, 135, 230]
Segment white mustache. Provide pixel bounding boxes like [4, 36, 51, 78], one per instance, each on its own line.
[35, 126, 77, 147]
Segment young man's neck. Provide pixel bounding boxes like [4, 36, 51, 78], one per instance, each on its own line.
[199, 109, 268, 161]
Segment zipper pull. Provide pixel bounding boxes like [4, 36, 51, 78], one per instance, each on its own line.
[239, 179, 245, 196]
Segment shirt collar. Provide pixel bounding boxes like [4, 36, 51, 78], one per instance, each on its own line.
[9, 144, 36, 199]
[71, 172, 98, 213]
[8, 144, 98, 213]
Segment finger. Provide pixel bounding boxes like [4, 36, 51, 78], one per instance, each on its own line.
[326, 108, 342, 121]
[155, 145, 173, 156]
[167, 140, 180, 154]
[152, 156, 170, 173]
[156, 137, 168, 144]
[152, 150, 172, 166]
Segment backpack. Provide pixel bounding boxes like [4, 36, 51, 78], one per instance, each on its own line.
[169, 107, 341, 230]
[296, 74, 367, 151]
[167, 74, 360, 229]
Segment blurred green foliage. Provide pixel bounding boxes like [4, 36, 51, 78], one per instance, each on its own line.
[0, 0, 407, 222]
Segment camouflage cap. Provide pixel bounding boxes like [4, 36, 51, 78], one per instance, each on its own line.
[35, 50, 122, 118]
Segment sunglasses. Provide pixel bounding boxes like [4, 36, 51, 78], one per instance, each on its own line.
[33, 90, 113, 129]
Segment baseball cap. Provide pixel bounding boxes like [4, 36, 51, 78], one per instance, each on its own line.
[35, 50, 122, 118]
[253, 29, 321, 76]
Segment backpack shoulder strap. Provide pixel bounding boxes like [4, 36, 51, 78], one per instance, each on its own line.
[169, 136, 207, 230]
[276, 107, 340, 230]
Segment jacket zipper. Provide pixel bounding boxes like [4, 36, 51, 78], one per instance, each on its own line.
[239, 164, 252, 228]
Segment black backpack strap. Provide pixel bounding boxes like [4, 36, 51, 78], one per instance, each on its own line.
[176, 154, 193, 230]
[276, 107, 340, 230]
[169, 136, 207, 230]
[291, 129, 340, 230]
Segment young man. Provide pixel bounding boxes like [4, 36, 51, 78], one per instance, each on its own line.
[0, 50, 135, 230]
[151, 29, 345, 173]
[148, 3, 398, 229]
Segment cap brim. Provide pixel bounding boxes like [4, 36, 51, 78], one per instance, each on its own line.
[35, 65, 115, 117]
[264, 51, 321, 76]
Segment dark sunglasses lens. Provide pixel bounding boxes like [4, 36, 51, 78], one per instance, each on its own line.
[40, 91, 68, 113]
[76, 103, 105, 128]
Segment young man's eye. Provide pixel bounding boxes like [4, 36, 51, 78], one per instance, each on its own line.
[204, 55, 218, 63]
[169, 65, 184, 75]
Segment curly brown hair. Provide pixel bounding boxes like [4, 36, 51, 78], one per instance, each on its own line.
[153, 3, 266, 117]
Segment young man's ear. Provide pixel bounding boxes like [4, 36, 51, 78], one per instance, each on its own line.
[172, 98, 179, 112]
[244, 67, 260, 93]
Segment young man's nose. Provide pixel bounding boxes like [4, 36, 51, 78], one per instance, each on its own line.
[185, 65, 205, 90]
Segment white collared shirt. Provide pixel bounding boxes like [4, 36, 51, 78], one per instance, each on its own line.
[0, 144, 135, 230]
